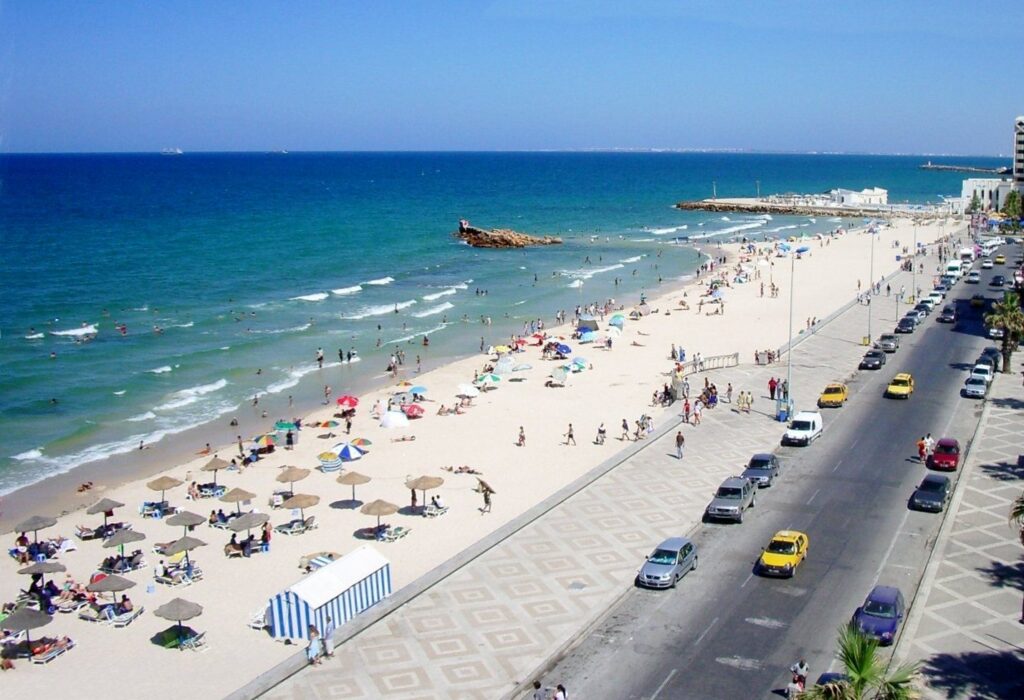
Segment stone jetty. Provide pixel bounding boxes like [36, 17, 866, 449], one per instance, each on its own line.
[455, 221, 562, 248]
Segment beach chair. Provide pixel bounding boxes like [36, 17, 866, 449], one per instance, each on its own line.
[247, 607, 268, 631]
[269, 493, 285, 509]
[424, 504, 449, 518]
[302, 516, 318, 531]
[75, 525, 101, 541]
[110, 606, 143, 628]
[274, 519, 306, 536]
[154, 570, 188, 587]
[51, 538, 76, 555]
[383, 526, 410, 542]
[224, 545, 244, 559]
[78, 604, 111, 624]
[30, 638, 75, 664]
[181, 631, 209, 652]
[56, 598, 88, 614]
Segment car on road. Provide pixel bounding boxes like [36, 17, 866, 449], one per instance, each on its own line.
[962, 376, 989, 399]
[938, 305, 957, 323]
[941, 274, 958, 287]
[757, 530, 809, 578]
[874, 334, 900, 352]
[988, 325, 1005, 340]
[979, 347, 1002, 371]
[817, 383, 848, 408]
[741, 453, 782, 488]
[636, 537, 698, 589]
[852, 585, 906, 645]
[926, 290, 944, 307]
[994, 254, 1006, 264]
[970, 294, 986, 308]
[971, 364, 994, 384]
[913, 303, 932, 317]
[910, 474, 951, 512]
[991, 275, 1006, 287]
[932, 283, 949, 297]
[782, 411, 824, 447]
[704, 476, 757, 523]
[885, 373, 915, 399]
[981, 258, 994, 269]
[894, 317, 916, 334]
[965, 270, 981, 284]
[860, 349, 887, 369]
[927, 438, 961, 471]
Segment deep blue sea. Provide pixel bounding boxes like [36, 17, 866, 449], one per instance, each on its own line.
[0, 152, 1002, 494]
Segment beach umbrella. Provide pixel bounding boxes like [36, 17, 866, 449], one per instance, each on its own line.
[554, 344, 572, 355]
[165, 510, 207, 534]
[255, 434, 276, 448]
[282, 494, 319, 522]
[227, 511, 269, 535]
[379, 411, 409, 429]
[18, 560, 66, 589]
[796, 245, 811, 255]
[201, 456, 230, 485]
[154, 597, 203, 648]
[474, 373, 501, 387]
[161, 536, 206, 569]
[86, 498, 125, 529]
[103, 528, 146, 552]
[476, 477, 496, 494]
[409, 386, 428, 395]
[456, 384, 480, 398]
[360, 499, 399, 528]
[603, 326, 622, 337]
[331, 442, 365, 461]
[336, 395, 359, 409]
[608, 315, 625, 328]
[579, 331, 598, 343]
[402, 404, 425, 418]
[276, 466, 311, 494]
[147, 476, 183, 503]
[350, 437, 372, 449]
[15, 515, 57, 543]
[337, 471, 371, 502]
[512, 363, 533, 372]
[219, 488, 257, 514]
[549, 367, 569, 386]
[86, 573, 136, 607]
[316, 420, 339, 428]
[1, 607, 52, 647]
[573, 357, 588, 367]
[405, 475, 444, 509]
[494, 356, 515, 375]
[274, 421, 296, 432]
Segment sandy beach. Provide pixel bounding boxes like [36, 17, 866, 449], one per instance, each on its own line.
[0, 218, 951, 697]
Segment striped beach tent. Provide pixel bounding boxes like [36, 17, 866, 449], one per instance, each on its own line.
[268, 546, 391, 640]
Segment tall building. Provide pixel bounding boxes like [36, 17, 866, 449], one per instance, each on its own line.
[1015, 115, 1024, 187]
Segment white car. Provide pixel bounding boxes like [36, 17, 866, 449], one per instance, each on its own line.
[988, 326, 1005, 340]
[966, 271, 981, 284]
[981, 259, 994, 269]
[919, 296, 937, 310]
[927, 291, 944, 307]
[962, 376, 988, 399]
[971, 364, 994, 384]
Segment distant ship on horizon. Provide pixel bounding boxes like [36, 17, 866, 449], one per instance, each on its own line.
[160, 147, 183, 156]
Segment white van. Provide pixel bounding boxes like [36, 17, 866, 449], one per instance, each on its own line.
[782, 411, 824, 446]
[959, 247, 975, 262]
[945, 260, 963, 278]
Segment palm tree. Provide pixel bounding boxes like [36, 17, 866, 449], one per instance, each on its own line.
[800, 624, 919, 699]
[984, 292, 1024, 373]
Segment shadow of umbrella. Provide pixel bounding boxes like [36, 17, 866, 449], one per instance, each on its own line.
[153, 597, 202, 649]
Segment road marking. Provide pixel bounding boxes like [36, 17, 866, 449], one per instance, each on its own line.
[649, 669, 677, 700]
[715, 656, 763, 671]
[745, 616, 787, 629]
[807, 488, 821, 505]
[694, 617, 719, 645]
[740, 573, 753, 589]
[875, 507, 911, 580]
[832, 458, 844, 472]
[850, 436, 861, 449]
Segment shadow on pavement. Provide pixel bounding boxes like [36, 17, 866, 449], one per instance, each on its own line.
[921, 649, 1024, 699]
[989, 396, 1024, 411]
[975, 560, 1024, 592]
[978, 460, 1024, 482]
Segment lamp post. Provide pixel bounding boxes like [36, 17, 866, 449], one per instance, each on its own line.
[784, 245, 811, 418]
[912, 222, 918, 303]
[868, 226, 875, 342]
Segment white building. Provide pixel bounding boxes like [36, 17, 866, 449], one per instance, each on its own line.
[961, 177, 1014, 212]
[828, 187, 888, 207]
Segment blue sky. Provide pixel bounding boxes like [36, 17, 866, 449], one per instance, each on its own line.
[2, 1, 1021, 154]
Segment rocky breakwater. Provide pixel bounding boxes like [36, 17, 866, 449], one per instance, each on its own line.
[455, 221, 562, 249]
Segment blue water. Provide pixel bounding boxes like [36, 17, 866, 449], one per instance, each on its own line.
[0, 152, 1000, 493]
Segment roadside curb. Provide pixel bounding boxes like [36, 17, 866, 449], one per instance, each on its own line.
[889, 375, 995, 670]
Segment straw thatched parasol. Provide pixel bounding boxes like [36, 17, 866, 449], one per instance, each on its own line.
[154, 597, 203, 647]
[360, 499, 399, 528]
[86, 498, 125, 528]
[476, 477, 496, 494]
[103, 529, 146, 556]
[227, 511, 269, 535]
[18, 560, 66, 588]
[276, 466, 310, 494]
[86, 573, 136, 606]
[147, 476, 184, 502]
[219, 487, 257, 514]
[201, 456, 231, 485]
[405, 475, 445, 509]
[337, 471, 371, 502]
[1, 607, 52, 646]
[162, 536, 207, 569]
[14, 514, 57, 542]
[281, 493, 319, 523]
[165, 510, 206, 535]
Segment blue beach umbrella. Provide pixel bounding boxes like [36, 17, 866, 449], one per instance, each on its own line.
[572, 357, 587, 366]
[555, 343, 572, 355]
[331, 442, 365, 462]
[607, 315, 625, 328]
[796, 245, 810, 255]
[409, 386, 428, 395]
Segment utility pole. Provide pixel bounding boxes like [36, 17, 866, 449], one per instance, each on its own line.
[868, 228, 875, 341]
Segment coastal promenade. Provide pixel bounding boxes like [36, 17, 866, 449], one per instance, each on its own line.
[256, 245, 936, 699]
[895, 372, 1024, 699]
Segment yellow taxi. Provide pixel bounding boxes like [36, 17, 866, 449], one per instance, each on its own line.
[994, 254, 1006, 264]
[757, 530, 809, 578]
[817, 383, 848, 408]
[885, 372, 915, 399]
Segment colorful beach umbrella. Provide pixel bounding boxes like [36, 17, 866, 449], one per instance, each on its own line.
[608, 315, 625, 328]
[336, 395, 359, 409]
[255, 434, 276, 448]
[494, 345, 511, 354]
[317, 420, 339, 428]
[579, 331, 598, 343]
[475, 373, 501, 385]
[350, 437, 372, 449]
[330, 442, 365, 461]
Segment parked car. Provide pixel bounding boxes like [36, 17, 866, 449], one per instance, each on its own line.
[757, 530, 809, 578]
[704, 476, 757, 523]
[932, 283, 949, 297]
[635, 537, 698, 589]
[938, 305, 957, 323]
[910, 474, 951, 512]
[971, 364, 994, 384]
[927, 438, 961, 471]
[926, 291, 944, 307]
[894, 318, 916, 334]
[817, 383, 848, 408]
[885, 373, 915, 399]
[741, 453, 782, 488]
[912, 304, 931, 317]
[875, 334, 900, 352]
[860, 349, 887, 369]
[981, 258, 994, 269]
[782, 411, 824, 446]
[965, 271, 981, 284]
[852, 586, 906, 645]
[980, 347, 1002, 371]
[962, 376, 989, 399]
[987, 325, 1005, 340]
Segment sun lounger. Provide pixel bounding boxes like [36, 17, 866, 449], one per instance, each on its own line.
[248, 607, 267, 631]
[181, 631, 209, 652]
[110, 606, 143, 628]
[209, 519, 231, 530]
[274, 519, 306, 536]
[56, 598, 88, 614]
[302, 516, 317, 531]
[78, 604, 112, 624]
[75, 525, 102, 541]
[383, 526, 411, 542]
[424, 505, 449, 518]
[30, 637, 75, 664]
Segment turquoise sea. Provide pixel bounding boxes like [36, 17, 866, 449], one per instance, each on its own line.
[0, 152, 1001, 494]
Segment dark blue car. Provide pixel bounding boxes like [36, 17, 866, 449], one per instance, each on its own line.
[852, 585, 906, 645]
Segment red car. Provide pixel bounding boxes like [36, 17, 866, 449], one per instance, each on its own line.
[927, 438, 961, 471]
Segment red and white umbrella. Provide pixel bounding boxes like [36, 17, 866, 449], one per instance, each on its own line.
[402, 404, 425, 418]
[336, 395, 359, 409]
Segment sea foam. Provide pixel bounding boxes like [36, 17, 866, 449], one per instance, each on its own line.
[51, 324, 97, 337]
[422, 288, 457, 301]
[342, 300, 417, 320]
[332, 285, 363, 296]
[365, 277, 395, 286]
[154, 378, 228, 412]
[290, 292, 329, 302]
[412, 301, 454, 318]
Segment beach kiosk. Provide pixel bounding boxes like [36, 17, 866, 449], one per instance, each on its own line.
[268, 545, 391, 640]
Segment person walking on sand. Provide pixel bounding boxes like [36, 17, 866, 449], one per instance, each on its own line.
[768, 377, 778, 401]
[726, 383, 733, 403]
[564, 424, 576, 446]
[675, 431, 685, 460]
[620, 418, 630, 441]
[480, 489, 492, 514]
[517, 426, 526, 447]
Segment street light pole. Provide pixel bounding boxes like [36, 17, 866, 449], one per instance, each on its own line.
[912, 222, 918, 303]
[868, 228, 875, 341]
[786, 251, 795, 417]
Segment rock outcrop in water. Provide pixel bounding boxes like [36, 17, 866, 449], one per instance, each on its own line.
[455, 220, 562, 249]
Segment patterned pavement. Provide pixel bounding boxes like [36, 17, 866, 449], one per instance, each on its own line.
[261, 269, 924, 700]
[900, 371, 1024, 699]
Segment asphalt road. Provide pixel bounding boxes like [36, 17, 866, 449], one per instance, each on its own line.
[541, 247, 1014, 699]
